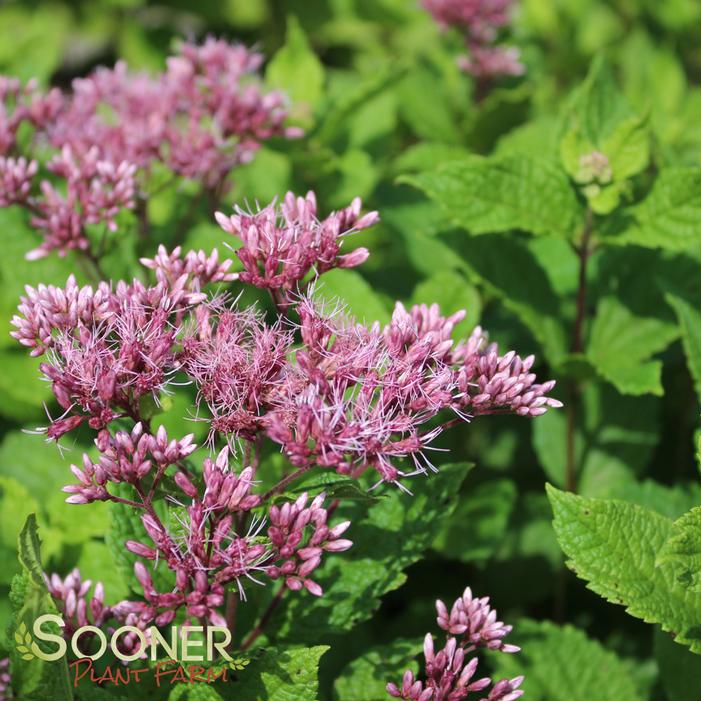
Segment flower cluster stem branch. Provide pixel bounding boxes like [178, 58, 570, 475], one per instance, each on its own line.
[240, 584, 286, 651]
[261, 466, 310, 504]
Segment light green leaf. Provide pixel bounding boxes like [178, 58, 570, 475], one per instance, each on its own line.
[655, 629, 701, 701]
[434, 479, 516, 562]
[587, 296, 679, 395]
[492, 619, 639, 700]
[410, 270, 481, 335]
[334, 639, 421, 701]
[316, 269, 391, 326]
[666, 293, 701, 403]
[401, 154, 582, 239]
[657, 507, 701, 593]
[0, 351, 52, 422]
[266, 15, 324, 125]
[76, 540, 131, 602]
[234, 646, 328, 701]
[612, 168, 701, 250]
[547, 486, 701, 653]
[394, 142, 473, 174]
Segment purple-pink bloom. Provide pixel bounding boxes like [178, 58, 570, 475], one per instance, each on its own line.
[45, 568, 112, 636]
[215, 190, 377, 292]
[140, 245, 238, 291]
[422, 0, 524, 79]
[0, 156, 37, 206]
[388, 587, 523, 701]
[0, 658, 11, 701]
[182, 303, 292, 440]
[266, 491, 353, 596]
[27, 145, 136, 260]
[436, 587, 520, 653]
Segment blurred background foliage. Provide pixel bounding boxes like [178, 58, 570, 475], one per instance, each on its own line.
[3, 0, 701, 699]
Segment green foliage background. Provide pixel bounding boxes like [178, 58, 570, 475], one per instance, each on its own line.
[4, 0, 701, 698]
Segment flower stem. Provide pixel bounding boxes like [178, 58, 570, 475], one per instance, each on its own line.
[240, 584, 286, 651]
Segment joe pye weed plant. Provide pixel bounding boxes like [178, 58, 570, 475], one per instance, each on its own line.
[2, 0, 701, 699]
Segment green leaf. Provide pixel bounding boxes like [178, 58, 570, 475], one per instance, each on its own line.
[394, 143, 473, 174]
[316, 269, 391, 325]
[8, 515, 73, 700]
[547, 486, 701, 653]
[610, 479, 701, 520]
[76, 540, 131, 602]
[587, 296, 679, 395]
[666, 293, 701, 403]
[433, 478, 516, 562]
[274, 463, 472, 641]
[492, 619, 639, 700]
[655, 628, 701, 701]
[532, 384, 658, 492]
[454, 234, 568, 365]
[657, 507, 701, 592]
[233, 646, 328, 700]
[562, 55, 636, 149]
[266, 15, 324, 125]
[401, 154, 582, 239]
[410, 270, 481, 335]
[0, 351, 52, 422]
[334, 639, 421, 701]
[612, 168, 701, 250]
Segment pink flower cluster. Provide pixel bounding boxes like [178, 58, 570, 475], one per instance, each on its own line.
[65, 432, 351, 627]
[48, 39, 298, 184]
[0, 658, 11, 701]
[422, 0, 524, 79]
[11, 272, 204, 437]
[387, 587, 523, 701]
[0, 77, 61, 155]
[0, 39, 299, 260]
[9, 189, 558, 662]
[11, 193, 560, 484]
[45, 569, 150, 658]
[264, 298, 561, 487]
[27, 146, 136, 260]
[267, 492, 353, 596]
[215, 191, 378, 291]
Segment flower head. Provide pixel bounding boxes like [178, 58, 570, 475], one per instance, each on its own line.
[215, 191, 378, 291]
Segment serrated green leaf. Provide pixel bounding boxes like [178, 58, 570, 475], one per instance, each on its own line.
[8, 516, 73, 700]
[401, 154, 582, 239]
[454, 234, 568, 365]
[657, 507, 701, 592]
[492, 619, 639, 700]
[587, 296, 678, 395]
[233, 646, 328, 701]
[334, 639, 421, 701]
[612, 168, 701, 250]
[547, 486, 701, 653]
[655, 628, 701, 701]
[666, 293, 701, 403]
